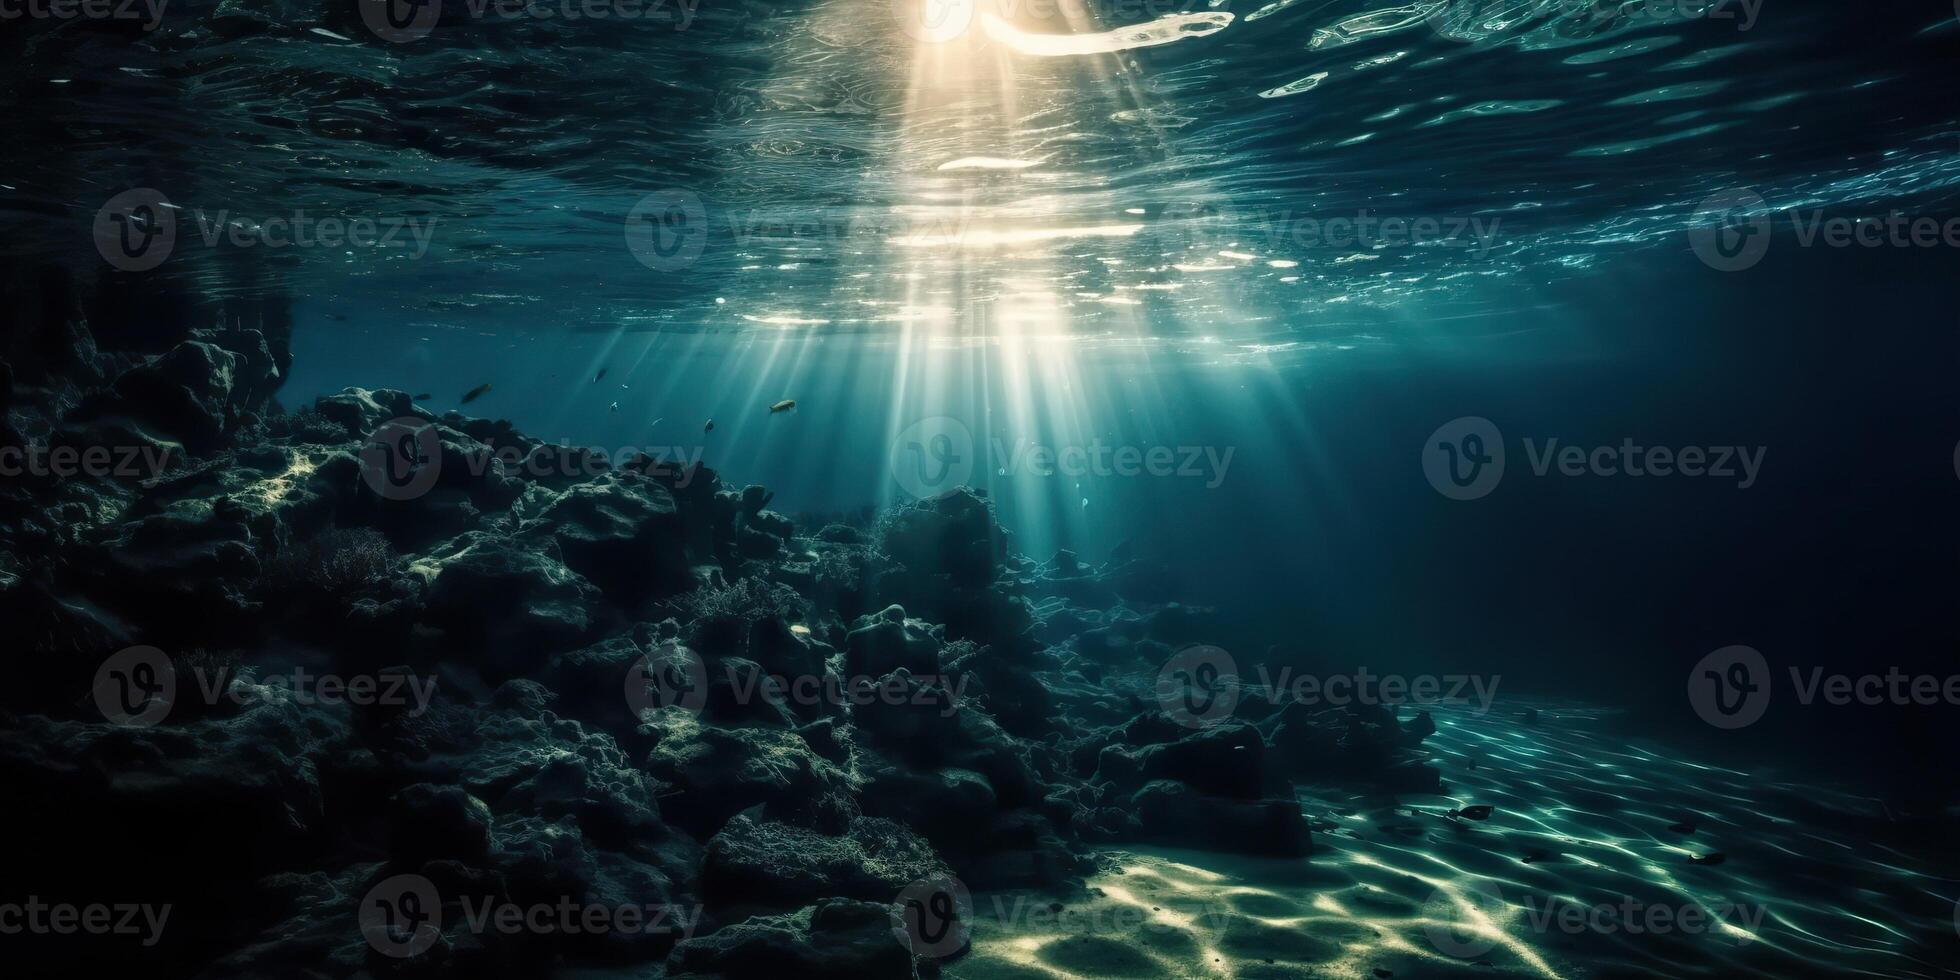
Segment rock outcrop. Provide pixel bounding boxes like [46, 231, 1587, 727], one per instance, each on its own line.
[0, 324, 1441, 978]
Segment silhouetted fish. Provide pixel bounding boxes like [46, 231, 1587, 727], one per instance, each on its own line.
[594, 367, 608, 383]
[413, 393, 432, 402]
[704, 419, 714, 432]
[1668, 820, 1698, 834]
[1449, 805, 1493, 821]
[609, 401, 619, 413]
[769, 399, 796, 413]
[461, 383, 492, 404]
[1689, 852, 1727, 866]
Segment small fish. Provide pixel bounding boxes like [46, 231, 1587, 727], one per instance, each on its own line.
[1448, 805, 1493, 821]
[413, 393, 432, 402]
[1689, 852, 1727, 866]
[461, 383, 493, 404]
[650, 417, 663, 428]
[1521, 847, 1553, 864]
[594, 367, 608, 383]
[1667, 821, 1698, 834]
[1374, 970, 1394, 979]
[609, 401, 620, 413]
[704, 419, 714, 433]
[326, 312, 348, 321]
[769, 399, 797, 413]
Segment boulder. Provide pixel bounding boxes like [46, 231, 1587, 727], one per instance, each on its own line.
[702, 811, 948, 909]
[667, 899, 921, 980]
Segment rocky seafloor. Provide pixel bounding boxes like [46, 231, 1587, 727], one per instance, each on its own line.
[0, 302, 1444, 979]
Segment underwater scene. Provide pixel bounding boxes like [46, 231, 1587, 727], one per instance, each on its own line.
[4, 0, 1960, 976]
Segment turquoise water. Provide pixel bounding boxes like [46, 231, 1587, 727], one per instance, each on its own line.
[6, 2, 1960, 976]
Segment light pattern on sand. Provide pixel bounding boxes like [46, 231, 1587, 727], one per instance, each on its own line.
[949, 701, 1959, 979]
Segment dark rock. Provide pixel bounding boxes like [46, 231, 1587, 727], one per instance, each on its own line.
[667, 899, 922, 980]
[390, 783, 494, 864]
[420, 532, 601, 679]
[703, 811, 948, 910]
[67, 341, 244, 455]
[880, 488, 1007, 588]
[1130, 780, 1312, 857]
[642, 716, 856, 837]
[514, 473, 690, 601]
[844, 605, 943, 679]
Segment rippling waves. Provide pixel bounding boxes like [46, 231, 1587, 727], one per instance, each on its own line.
[2, 1, 1957, 346]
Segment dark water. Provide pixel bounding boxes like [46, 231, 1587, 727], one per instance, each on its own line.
[5, 0, 1960, 976]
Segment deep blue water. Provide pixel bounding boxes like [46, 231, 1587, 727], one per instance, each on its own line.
[8, 0, 1960, 792]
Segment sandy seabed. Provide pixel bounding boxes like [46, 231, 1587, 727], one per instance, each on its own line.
[952, 702, 1958, 980]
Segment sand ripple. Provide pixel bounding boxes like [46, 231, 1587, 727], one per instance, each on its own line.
[951, 702, 1960, 979]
